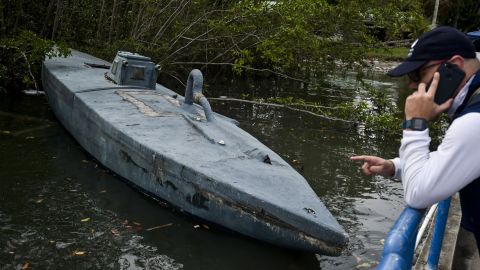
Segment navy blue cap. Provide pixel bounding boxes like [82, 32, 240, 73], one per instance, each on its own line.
[388, 26, 476, 77]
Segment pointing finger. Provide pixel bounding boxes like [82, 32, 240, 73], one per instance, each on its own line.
[352, 156, 376, 167]
[351, 155, 374, 163]
[351, 156, 367, 161]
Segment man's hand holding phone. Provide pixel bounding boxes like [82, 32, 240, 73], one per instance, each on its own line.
[405, 72, 453, 121]
[433, 63, 466, 104]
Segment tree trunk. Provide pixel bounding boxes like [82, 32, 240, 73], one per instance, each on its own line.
[114, 0, 124, 41]
[0, 2, 6, 38]
[477, 2, 480, 16]
[96, 0, 106, 40]
[108, 0, 118, 44]
[452, 2, 461, 29]
[13, 0, 24, 33]
[431, 0, 439, 29]
[41, 0, 56, 37]
[129, 0, 140, 39]
[52, 0, 63, 40]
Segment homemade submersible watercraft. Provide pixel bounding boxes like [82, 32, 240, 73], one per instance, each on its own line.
[42, 50, 348, 255]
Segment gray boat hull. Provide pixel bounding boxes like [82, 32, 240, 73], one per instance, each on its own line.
[42, 50, 348, 255]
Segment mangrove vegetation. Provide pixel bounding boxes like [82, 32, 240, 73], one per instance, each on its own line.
[1, 0, 478, 135]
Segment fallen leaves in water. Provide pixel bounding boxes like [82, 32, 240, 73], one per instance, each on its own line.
[80, 218, 90, 222]
[357, 262, 372, 268]
[193, 224, 209, 230]
[21, 262, 29, 269]
[73, 251, 86, 256]
[352, 252, 362, 263]
[122, 219, 143, 231]
[111, 229, 120, 236]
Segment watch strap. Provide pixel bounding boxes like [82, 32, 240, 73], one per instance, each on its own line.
[402, 118, 428, 131]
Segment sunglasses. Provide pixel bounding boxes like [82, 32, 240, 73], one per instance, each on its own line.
[407, 60, 446, 83]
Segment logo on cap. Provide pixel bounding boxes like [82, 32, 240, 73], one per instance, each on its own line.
[408, 39, 418, 58]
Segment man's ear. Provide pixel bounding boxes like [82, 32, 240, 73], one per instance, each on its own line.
[449, 55, 465, 69]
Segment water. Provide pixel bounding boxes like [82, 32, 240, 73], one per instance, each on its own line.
[1, 72, 410, 269]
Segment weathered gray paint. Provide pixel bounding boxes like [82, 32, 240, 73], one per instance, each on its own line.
[106, 51, 158, 89]
[41, 49, 348, 255]
[184, 69, 215, 122]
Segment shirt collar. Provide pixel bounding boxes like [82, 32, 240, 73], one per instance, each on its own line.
[448, 74, 476, 119]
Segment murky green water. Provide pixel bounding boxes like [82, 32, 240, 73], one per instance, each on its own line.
[1, 71, 410, 269]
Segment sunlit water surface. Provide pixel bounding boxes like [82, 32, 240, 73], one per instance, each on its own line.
[0, 71, 411, 269]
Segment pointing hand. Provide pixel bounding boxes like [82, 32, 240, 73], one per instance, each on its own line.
[350, 155, 395, 177]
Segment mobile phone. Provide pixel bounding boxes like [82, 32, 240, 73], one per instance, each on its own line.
[432, 63, 465, 105]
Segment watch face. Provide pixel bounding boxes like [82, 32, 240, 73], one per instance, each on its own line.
[403, 118, 427, 130]
[413, 120, 424, 130]
[411, 118, 427, 131]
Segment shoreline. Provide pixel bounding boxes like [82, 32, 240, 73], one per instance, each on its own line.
[363, 59, 401, 73]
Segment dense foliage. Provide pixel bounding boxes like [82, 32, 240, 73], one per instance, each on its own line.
[2, 0, 471, 136]
[0, 0, 429, 92]
[0, 31, 69, 92]
[423, 0, 480, 31]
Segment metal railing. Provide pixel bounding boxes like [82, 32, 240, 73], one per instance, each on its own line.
[377, 198, 452, 270]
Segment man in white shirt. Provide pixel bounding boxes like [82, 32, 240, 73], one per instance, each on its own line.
[351, 26, 480, 252]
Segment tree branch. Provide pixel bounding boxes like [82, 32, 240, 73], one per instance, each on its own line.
[209, 97, 357, 124]
[152, 0, 190, 43]
[169, 61, 308, 83]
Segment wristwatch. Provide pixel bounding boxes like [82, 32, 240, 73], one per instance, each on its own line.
[402, 118, 428, 131]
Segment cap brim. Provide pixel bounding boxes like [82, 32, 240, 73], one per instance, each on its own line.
[387, 60, 427, 77]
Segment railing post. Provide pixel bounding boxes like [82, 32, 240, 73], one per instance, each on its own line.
[426, 198, 451, 269]
[377, 197, 452, 270]
[377, 208, 425, 270]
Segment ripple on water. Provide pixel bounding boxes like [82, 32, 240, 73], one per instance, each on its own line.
[0, 173, 183, 269]
[118, 236, 183, 270]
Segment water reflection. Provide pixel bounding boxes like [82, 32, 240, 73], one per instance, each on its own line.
[1, 71, 410, 269]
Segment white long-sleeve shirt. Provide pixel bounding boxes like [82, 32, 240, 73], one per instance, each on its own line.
[391, 76, 480, 209]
